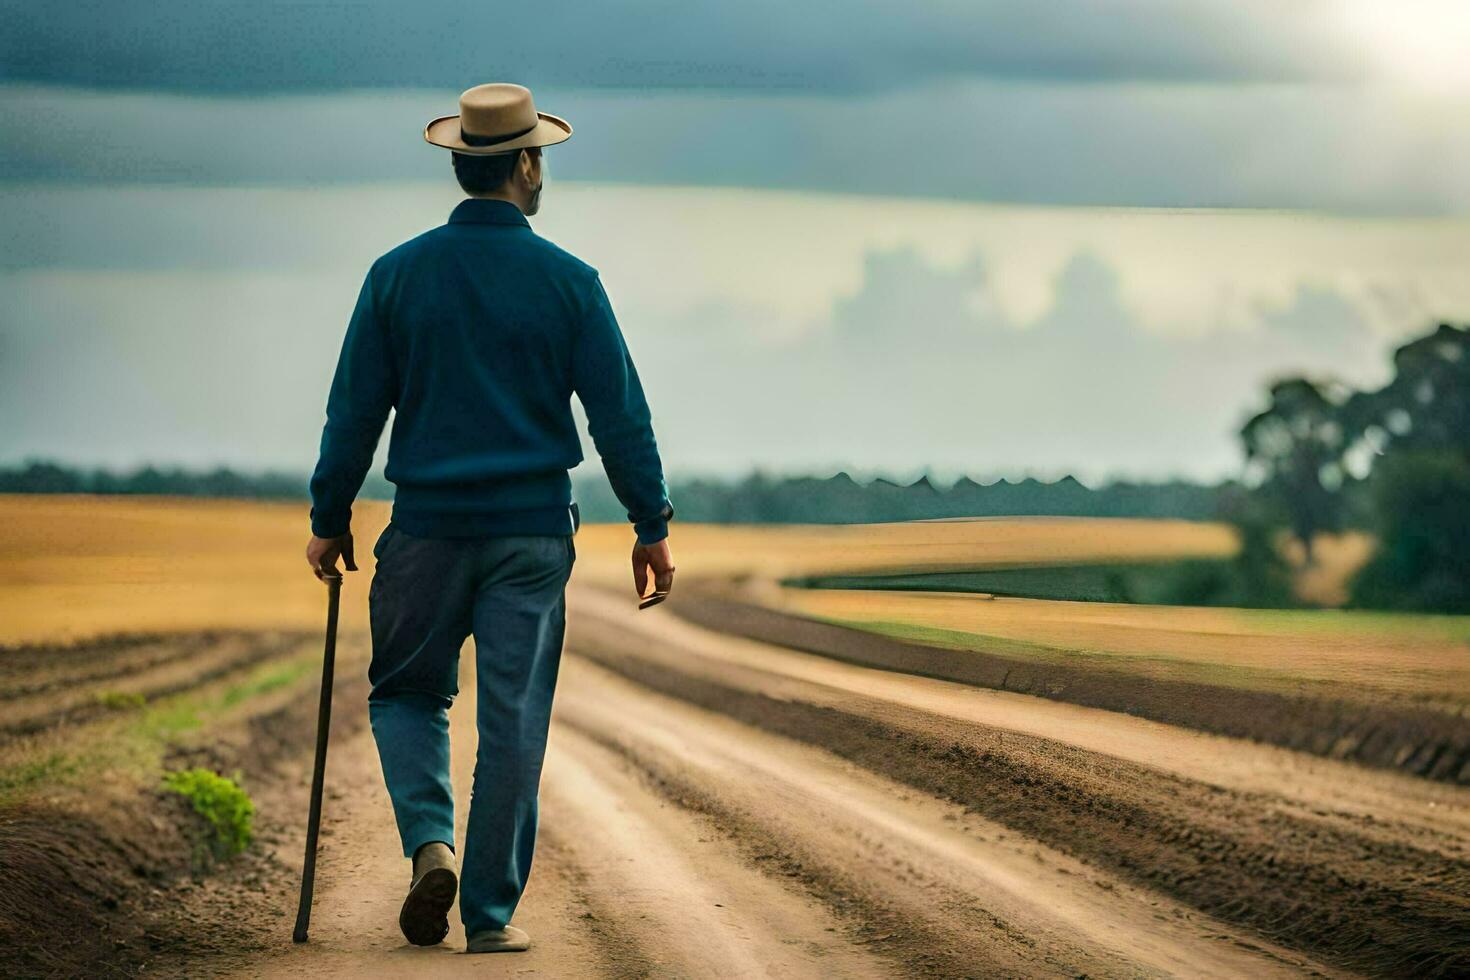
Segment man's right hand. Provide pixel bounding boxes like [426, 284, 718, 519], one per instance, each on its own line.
[306, 533, 358, 582]
[632, 537, 675, 605]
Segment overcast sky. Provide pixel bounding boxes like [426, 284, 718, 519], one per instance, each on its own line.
[1, 2, 1467, 483]
[0, 1, 1390, 92]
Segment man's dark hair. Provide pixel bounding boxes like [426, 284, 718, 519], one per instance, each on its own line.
[451, 149, 524, 195]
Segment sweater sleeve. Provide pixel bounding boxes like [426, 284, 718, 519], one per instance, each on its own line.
[308, 264, 397, 538]
[571, 272, 673, 545]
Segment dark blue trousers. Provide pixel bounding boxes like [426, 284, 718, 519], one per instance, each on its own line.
[366, 522, 575, 935]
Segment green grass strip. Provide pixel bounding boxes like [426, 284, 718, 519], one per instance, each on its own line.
[0, 644, 316, 806]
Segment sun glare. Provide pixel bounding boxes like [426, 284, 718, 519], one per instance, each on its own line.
[1342, 0, 1470, 93]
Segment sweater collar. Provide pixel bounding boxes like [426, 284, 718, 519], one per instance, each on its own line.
[448, 197, 530, 227]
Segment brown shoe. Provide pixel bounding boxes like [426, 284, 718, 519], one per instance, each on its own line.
[466, 924, 531, 953]
[399, 842, 457, 946]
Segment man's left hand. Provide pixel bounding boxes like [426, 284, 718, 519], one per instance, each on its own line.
[306, 533, 358, 581]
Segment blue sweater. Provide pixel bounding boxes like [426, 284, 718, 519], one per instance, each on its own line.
[309, 197, 672, 544]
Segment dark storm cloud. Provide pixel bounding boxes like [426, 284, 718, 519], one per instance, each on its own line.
[0, 1, 1364, 94]
[5, 83, 1465, 213]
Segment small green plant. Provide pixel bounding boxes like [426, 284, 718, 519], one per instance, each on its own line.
[162, 768, 255, 858]
[94, 690, 146, 711]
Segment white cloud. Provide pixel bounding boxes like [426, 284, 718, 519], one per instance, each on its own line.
[2, 182, 1464, 481]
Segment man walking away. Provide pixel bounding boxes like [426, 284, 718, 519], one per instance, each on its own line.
[304, 83, 676, 955]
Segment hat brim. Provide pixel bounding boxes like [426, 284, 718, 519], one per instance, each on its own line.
[423, 111, 572, 154]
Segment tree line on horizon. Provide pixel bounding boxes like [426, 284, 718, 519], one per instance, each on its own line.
[0, 459, 1232, 524]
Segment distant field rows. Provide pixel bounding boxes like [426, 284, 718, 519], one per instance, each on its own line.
[772, 585, 1470, 706]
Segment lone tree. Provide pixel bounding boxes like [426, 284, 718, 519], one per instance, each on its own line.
[1341, 323, 1470, 612]
[1240, 377, 1351, 564]
[1341, 322, 1469, 466]
[1349, 450, 1470, 612]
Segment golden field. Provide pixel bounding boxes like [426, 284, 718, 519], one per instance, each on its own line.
[0, 495, 392, 643]
[2, 494, 1464, 711]
[0, 496, 1232, 644]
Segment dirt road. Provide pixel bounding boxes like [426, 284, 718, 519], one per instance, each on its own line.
[225, 583, 1468, 978]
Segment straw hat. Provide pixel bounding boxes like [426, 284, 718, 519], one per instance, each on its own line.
[424, 83, 572, 155]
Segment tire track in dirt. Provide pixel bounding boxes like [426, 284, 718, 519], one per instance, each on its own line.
[572, 588, 1470, 851]
[540, 724, 901, 978]
[219, 652, 904, 979]
[213, 640, 1322, 980]
[228, 643, 613, 979]
[553, 656, 1329, 979]
[566, 586, 1470, 977]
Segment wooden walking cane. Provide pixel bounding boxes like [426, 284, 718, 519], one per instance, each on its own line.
[293, 571, 342, 943]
